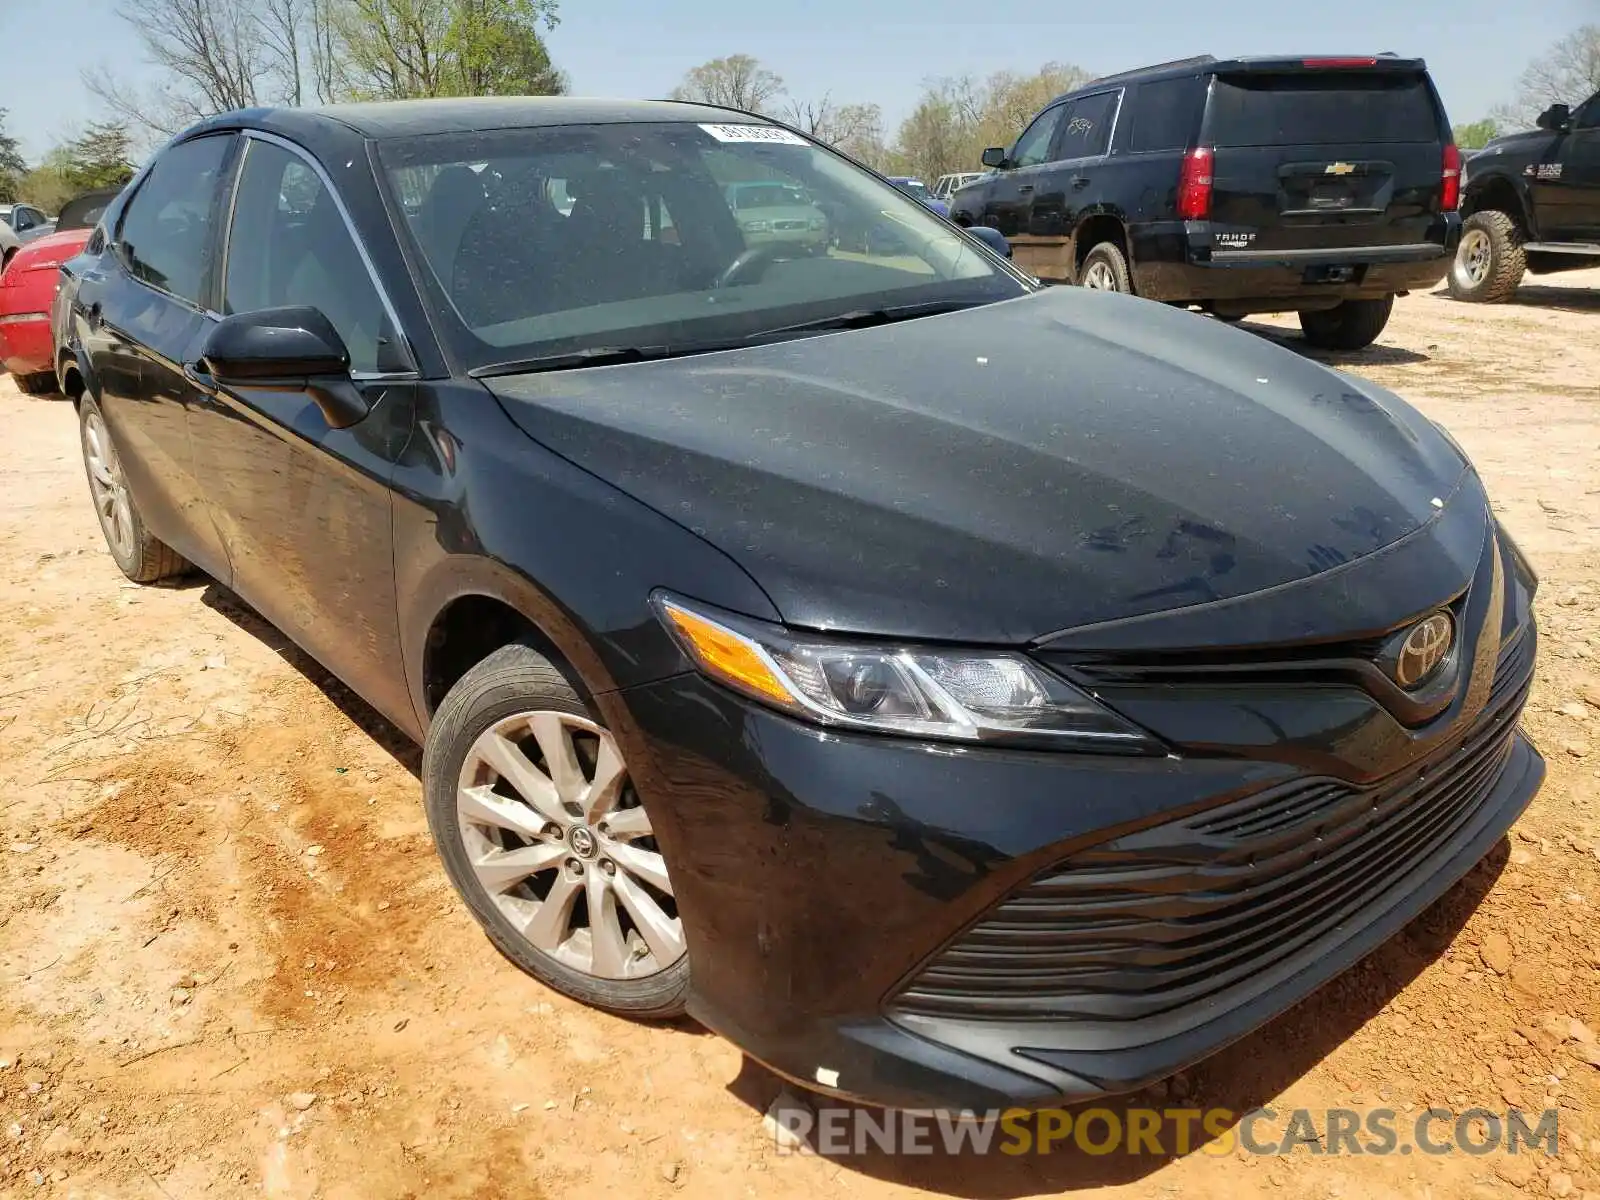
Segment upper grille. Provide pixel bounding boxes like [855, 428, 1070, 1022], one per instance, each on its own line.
[891, 626, 1536, 1023]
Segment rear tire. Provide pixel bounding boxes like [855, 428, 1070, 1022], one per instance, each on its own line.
[423, 643, 691, 1019]
[1078, 242, 1132, 293]
[1298, 296, 1394, 351]
[1447, 210, 1525, 303]
[77, 394, 191, 583]
[14, 371, 57, 396]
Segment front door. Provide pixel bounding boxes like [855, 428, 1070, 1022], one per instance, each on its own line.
[1563, 93, 1600, 241]
[187, 133, 418, 730]
[982, 102, 1070, 249]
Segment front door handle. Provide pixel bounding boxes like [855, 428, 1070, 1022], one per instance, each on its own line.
[1071, 177, 1090, 190]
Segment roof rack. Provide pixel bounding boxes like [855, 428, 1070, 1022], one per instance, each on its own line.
[1090, 55, 1218, 86]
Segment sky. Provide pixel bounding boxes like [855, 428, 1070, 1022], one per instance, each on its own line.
[0, 0, 1594, 163]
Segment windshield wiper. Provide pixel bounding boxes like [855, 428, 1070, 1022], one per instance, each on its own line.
[469, 343, 741, 378]
[745, 299, 987, 342]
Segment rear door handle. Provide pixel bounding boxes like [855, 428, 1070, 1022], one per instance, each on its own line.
[1018, 184, 1035, 194]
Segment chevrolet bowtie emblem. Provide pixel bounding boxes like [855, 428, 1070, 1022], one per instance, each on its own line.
[1324, 162, 1357, 176]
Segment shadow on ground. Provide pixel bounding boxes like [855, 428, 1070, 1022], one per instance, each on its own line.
[200, 579, 421, 776]
[725, 843, 1508, 1196]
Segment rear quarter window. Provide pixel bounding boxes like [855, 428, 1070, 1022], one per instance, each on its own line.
[1206, 72, 1441, 146]
[1128, 76, 1206, 152]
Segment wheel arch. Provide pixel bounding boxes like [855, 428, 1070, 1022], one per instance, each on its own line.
[1071, 210, 1132, 280]
[405, 556, 627, 733]
[1460, 171, 1533, 236]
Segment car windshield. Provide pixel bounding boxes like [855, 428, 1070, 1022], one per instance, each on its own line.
[380, 121, 1024, 370]
[895, 180, 931, 199]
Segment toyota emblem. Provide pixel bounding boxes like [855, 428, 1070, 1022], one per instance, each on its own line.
[1390, 612, 1455, 690]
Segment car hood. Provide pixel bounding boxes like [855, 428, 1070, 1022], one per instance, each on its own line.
[488, 287, 1469, 644]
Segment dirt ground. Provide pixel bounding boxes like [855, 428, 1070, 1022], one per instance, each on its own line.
[1, 272, 1598, 1200]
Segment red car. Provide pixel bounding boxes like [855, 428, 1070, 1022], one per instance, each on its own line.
[0, 190, 118, 394]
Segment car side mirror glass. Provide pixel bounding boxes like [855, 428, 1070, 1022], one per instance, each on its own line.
[980, 146, 1009, 169]
[199, 306, 369, 429]
[1536, 103, 1572, 132]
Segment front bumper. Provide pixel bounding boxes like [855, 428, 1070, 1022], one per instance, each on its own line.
[609, 507, 1539, 1112]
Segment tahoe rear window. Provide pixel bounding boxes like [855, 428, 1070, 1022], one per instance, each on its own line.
[1207, 72, 1440, 146]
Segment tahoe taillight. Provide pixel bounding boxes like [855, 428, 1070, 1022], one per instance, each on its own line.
[1178, 146, 1214, 220]
[1442, 143, 1462, 211]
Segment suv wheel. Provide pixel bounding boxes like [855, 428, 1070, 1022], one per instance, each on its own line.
[14, 371, 57, 395]
[1448, 210, 1525, 304]
[422, 643, 691, 1018]
[1079, 242, 1132, 293]
[1298, 296, 1394, 351]
[78, 395, 191, 582]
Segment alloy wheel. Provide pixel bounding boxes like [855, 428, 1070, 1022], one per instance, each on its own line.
[1081, 260, 1119, 290]
[455, 710, 684, 980]
[1455, 228, 1492, 288]
[82, 411, 136, 564]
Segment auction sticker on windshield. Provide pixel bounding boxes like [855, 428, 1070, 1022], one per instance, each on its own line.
[698, 124, 808, 145]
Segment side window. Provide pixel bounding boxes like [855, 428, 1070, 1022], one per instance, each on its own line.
[1056, 92, 1119, 160]
[1130, 77, 1204, 152]
[117, 135, 233, 306]
[1011, 105, 1068, 168]
[1575, 93, 1600, 130]
[224, 139, 389, 374]
[11, 209, 32, 231]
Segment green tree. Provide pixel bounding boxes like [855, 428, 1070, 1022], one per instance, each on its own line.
[62, 123, 139, 192]
[1452, 119, 1499, 150]
[332, 0, 563, 100]
[0, 109, 27, 205]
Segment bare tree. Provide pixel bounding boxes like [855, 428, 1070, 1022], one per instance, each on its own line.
[670, 55, 785, 114]
[260, 0, 307, 107]
[84, 0, 274, 138]
[782, 96, 886, 165]
[1494, 25, 1600, 129]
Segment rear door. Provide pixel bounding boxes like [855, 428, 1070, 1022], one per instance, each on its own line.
[1202, 63, 1448, 254]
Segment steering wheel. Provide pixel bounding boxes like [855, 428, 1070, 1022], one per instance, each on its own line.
[713, 243, 793, 289]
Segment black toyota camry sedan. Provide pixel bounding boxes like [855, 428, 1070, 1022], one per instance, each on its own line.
[55, 97, 1542, 1112]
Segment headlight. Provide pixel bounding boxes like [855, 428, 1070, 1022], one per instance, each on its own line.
[741, 219, 770, 233]
[808, 217, 825, 230]
[654, 594, 1158, 752]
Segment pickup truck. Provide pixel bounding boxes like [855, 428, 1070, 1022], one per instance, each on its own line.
[1449, 91, 1600, 301]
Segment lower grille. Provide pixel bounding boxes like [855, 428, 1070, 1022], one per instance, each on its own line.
[892, 627, 1536, 1023]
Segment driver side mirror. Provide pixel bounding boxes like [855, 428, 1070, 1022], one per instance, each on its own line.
[196, 306, 370, 429]
[1537, 103, 1572, 132]
[980, 146, 1009, 169]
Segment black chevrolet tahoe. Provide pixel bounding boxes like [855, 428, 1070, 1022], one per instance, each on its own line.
[1448, 90, 1600, 303]
[948, 54, 1463, 350]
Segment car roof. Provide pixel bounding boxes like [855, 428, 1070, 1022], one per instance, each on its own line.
[187, 96, 766, 145]
[1057, 52, 1427, 98]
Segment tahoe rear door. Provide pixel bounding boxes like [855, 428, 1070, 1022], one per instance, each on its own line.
[1202, 61, 1450, 255]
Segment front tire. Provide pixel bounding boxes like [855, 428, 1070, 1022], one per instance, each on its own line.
[1298, 296, 1394, 351]
[1078, 242, 1132, 293]
[1448, 210, 1525, 303]
[77, 395, 190, 582]
[422, 643, 691, 1018]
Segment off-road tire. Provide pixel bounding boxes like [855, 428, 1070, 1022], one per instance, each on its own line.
[77, 394, 191, 583]
[1298, 296, 1395, 351]
[1448, 210, 1526, 304]
[422, 643, 692, 1019]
